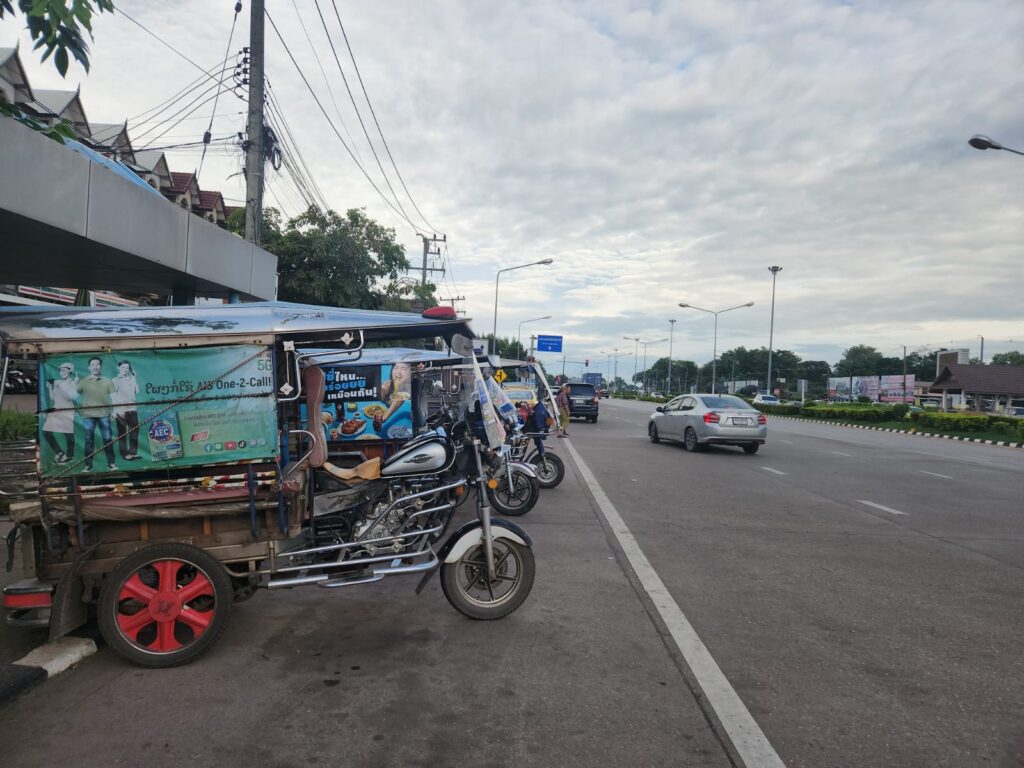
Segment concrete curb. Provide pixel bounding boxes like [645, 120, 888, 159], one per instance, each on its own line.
[769, 415, 1024, 449]
[0, 636, 97, 706]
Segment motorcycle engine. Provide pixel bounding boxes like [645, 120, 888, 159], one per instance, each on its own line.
[350, 480, 438, 556]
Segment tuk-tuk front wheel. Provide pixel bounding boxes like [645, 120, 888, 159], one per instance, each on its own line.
[98, 543, 233, 667]
[441, 538, 535, 620]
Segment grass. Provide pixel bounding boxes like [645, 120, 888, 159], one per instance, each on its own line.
[777, 413, 1021, 444]
[0, 410, 37, 441]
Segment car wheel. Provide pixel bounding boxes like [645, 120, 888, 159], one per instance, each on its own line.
[648, 422, 660, 444]
[742, 444, 759, 455]
[683, 427, 701, 452]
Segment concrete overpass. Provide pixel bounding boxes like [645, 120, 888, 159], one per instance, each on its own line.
[0, 117, 277, 302]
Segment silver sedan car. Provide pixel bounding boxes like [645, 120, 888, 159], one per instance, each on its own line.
[648, 394, 767, 454]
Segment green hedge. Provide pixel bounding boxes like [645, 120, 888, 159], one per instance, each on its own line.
[913, 411, 1011, 433]
[0, 410, 37, 441]
[800, 405, 906, 422]
[752, 403, 802, 416]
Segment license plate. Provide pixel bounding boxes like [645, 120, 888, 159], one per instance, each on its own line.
[733, 418, 753, 426]
[572, 398, 586, 405]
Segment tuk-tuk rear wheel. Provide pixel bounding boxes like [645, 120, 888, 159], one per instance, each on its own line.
[98, 543, 233, 668]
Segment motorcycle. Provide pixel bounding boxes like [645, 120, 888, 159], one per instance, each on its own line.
[508, 427, 565, 489]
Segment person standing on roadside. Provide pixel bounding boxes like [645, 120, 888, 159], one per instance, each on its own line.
[556, 383, 571, 437]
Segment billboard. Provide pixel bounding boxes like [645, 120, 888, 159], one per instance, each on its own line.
[307, 363, 414, 442]
[828, 375, 917, 402]
[38, 345, 278, 477]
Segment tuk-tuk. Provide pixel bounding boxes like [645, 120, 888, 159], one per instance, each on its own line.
[0, 302, 535, 667]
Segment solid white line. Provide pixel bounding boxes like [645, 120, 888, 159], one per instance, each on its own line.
[761, 467, 787, 475]
[564, 440, 787, 768]
[857, 499, 908, 516]
[919, 470, 953, 479]
[779, 439, 793, 444]
[830, 451, 852, 457]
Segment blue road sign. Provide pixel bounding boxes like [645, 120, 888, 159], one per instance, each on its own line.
[536, 334, 563, 352]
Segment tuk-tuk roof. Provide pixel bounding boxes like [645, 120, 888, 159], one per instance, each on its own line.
[0, 301, 474, 353]
[303, 347, 465, 367]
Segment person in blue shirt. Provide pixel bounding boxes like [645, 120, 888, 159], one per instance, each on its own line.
[530, 398, 551, 456]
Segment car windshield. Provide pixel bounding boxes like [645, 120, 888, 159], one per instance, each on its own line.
[504, 389, 534, 400]
[758, 395, 779, 402]
[700, 395, 750, 409]
[569, 384, 596, 396]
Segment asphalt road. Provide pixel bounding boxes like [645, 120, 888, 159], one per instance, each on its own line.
[570, 398, 1024, 768]
[2, 400, 1021, 767]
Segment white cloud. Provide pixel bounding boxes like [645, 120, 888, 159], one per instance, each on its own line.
[4, 0, 1022, 367]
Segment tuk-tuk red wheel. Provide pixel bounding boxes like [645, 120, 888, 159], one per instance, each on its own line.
[99, 543, 233, 667]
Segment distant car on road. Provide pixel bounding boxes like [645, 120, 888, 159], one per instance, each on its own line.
[648, 394, 767, 454]
[599, 388, 609, 398]
[502, 383, 537, 407]
[1005, 407, 1024, 418]
[752, 393, 780, 405]
[568, 382, 599, 422]
[650, 391, 664, 399]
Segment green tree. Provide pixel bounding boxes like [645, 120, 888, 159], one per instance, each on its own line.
[835, 345, 884, 376]
[0, 0, 114, 77]
[991, 351, 1024, 366]
[228, 206, 426, 310]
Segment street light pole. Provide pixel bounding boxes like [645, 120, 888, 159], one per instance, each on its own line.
[767, 265, 783, 396]
[668, 319, 676, 393]
[638, 338, 668, 394]
[678, 301, 754, 394]
[492, 259, 554, 355]
[516, 315, 551, 353]
[623, 337, 640, 392]
[969, 135, 1024, 157]
[602, 349, 631, 395]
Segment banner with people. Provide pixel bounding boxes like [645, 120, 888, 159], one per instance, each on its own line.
[38, 345, 278, 477]
[306, 363, 414, 442]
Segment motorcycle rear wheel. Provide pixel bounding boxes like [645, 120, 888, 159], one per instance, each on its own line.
[441, 538, 535, 620]
[529, 452, 565, 489]
[487, 469, 540, 516]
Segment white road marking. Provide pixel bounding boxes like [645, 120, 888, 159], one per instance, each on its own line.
[830, 451, 852, 457]
[563, 440, 787, 768]
[919, 470, 953, 479]
[779, 439, 793, 444]
[761, 467, 787, 475]
[857, 499, 908, 516]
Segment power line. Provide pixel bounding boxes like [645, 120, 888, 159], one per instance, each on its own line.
[287, 0, 365, 167]
[330, 0, 440, 234]
[116, 8, 230, 89]
[311, 0, 414, 226]
[126, 59, 232, 125]
[265, 8, 423, 235]
[265, 82, 330, 210]
[200, 1, 244, 178]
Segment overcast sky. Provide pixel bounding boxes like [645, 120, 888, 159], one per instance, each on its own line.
[5, 1, 1023, 378]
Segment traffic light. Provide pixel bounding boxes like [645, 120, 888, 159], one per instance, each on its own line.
[585, 358, 589, 367]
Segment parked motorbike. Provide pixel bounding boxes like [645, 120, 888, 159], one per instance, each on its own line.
[507, 428, 565, 489]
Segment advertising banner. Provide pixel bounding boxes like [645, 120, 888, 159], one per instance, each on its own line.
[308, 363, 414, 442]
[38, 345, 278, 477]
[828, 375, 917, 402]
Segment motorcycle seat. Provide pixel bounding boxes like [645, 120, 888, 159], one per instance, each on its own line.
[320, 457, 381, 485]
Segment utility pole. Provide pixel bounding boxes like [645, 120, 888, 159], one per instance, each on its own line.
[529, 335, 536, 358]
[438, 295, 465, 313]
[902, 345, 908, 404]
[978, 335, 985, 364]
[244, 0, 265, 245]
[420, 234, 446, 286]
[767, 265, 783, 395]
[668, 319, 676, 393]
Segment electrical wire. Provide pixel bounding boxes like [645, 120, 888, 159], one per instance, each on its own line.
[311, 0, 414, 226]
[265, 82, 330, 210]
[200, 2, 244, 178]
[330, 0, 440, 235]
[265, 8, 424, 235]
[131, 80, 229, 144]
[125, 58, 232, 125]
[116, 8, 231, 90]
[135, 89, 236, 151]
[288, 0, 365, 167]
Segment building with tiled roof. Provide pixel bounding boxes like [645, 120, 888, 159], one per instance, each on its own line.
[165, 170, 200, 210]
[0, 45, 33, 107]
[929, 364, 1024, 412]
[192, 189, 226, 225]
[89, 121, 134, 164]
[22, 87, 90, 138]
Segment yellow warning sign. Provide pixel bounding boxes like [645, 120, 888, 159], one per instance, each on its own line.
[493, 369, 508, 384]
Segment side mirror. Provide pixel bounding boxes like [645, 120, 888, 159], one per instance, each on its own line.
[655, 406, 664, 413]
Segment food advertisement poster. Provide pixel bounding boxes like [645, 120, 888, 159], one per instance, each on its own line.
[308, 363, 413, 441]
[38, 345, 278, 477]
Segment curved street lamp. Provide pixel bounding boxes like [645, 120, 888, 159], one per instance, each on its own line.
[968, 135, 1024, 157]
[679, 301, 754, 394]
[492, 259, 554, 354]
[516, 315, 551, 353]
[639, 338, 668, 394]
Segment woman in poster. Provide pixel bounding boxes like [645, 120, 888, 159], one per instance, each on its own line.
[42, 362, 77, 464]
[112, 360, 141, 460]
